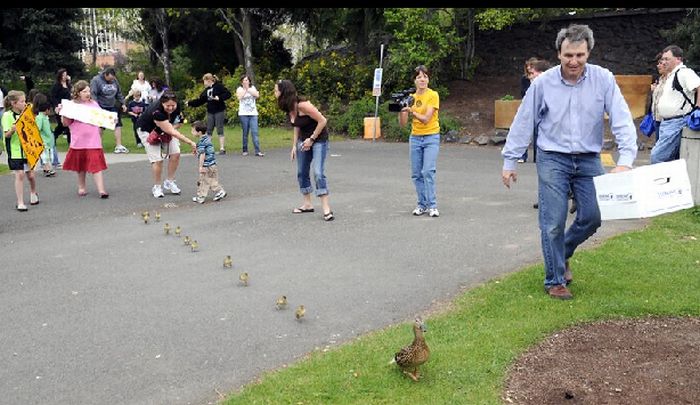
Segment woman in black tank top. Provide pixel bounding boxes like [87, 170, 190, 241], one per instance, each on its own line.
[274, 80, 334, 221]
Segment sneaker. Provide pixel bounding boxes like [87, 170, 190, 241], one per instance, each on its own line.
[163, 179, 181, 194]
[152, 184, 165, 198]
[136, 143, 144, 148]
[45, 170, 56, 177]
[218, 149, 226, 155]
[242, 151, 249, 156]
[255, 152, 265, 157]
[16, 203, 28, 212]
[428, 208, 440, 217]
[412, 206, 426, 216]
[192, 196, 205, 204]
[213, 190, 227, 201]
[114, 145, 129, 154]
[30, 193, 40, 205]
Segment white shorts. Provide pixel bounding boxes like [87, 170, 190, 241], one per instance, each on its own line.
[137, 128, 181, 163]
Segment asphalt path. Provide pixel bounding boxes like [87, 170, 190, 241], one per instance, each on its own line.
[0, 140, 650, 405]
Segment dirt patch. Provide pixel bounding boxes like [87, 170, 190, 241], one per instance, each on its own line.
[441, 75, 521, 137]
[502, 316, 700, 405]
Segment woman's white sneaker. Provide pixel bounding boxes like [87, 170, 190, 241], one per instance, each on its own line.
[163, 179, 181, 194]
[428, 208, 440, 217]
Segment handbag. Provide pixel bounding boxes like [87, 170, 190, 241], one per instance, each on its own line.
[639, 112, 656, 137]
[146, 130, 172, 145]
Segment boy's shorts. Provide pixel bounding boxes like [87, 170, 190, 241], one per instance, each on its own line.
[8, 158, 30, 171]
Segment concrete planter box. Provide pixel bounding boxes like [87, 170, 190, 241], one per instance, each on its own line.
[494, 99, 521, 129]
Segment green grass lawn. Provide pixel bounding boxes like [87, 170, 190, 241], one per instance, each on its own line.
[222, 208, 700, 405]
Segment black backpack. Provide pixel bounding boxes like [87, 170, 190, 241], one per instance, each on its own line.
[671, 66, 699, 110]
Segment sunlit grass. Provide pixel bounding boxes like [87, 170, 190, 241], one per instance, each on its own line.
[223, 209, 700, 404]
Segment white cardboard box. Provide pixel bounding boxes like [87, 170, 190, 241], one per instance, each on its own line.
[593, 159, 695, 220]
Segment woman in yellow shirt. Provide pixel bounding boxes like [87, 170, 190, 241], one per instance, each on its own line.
[399, 65, 441, 217]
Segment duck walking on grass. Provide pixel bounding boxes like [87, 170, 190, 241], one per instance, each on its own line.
[390, 316, 430, 382]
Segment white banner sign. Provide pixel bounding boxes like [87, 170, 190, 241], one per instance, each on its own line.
[59, 99, 118, 130]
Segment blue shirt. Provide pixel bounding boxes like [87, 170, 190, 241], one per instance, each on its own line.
[502, 63, 638, 171]
[196, 135, 216, 167]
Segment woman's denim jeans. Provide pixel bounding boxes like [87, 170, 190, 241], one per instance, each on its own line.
[409, 134, 440, 209]
[240, 115, 260, 154]
[536, 148, 604, 288]
[297, 139, 329, 196]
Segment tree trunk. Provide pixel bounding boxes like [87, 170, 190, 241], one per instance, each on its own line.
[240, 9, 255, 82]
[90, 8, 98, 67]
[155, 8, 172, 87]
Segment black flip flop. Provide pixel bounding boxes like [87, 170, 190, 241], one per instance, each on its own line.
[293, 207, 314, 213]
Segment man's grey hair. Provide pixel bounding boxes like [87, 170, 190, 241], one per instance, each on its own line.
[555, 24, 595, 52]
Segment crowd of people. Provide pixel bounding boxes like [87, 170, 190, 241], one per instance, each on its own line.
[3, 25, 699, 301]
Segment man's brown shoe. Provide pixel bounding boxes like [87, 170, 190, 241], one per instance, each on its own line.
[545, 284, 573, 300]
[564, 260, 573, 285]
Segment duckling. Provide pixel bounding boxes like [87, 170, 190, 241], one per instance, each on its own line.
[174, 226, 181, 237]
[183, 235, 191, 246]
[390, 317, 430, 382]
[164, 223, 171, 235]
[143, 213, 150, 224]
[275, 295, 288, 310]
[223, 255, 233, 268]
[190, 240, 199, 252]
[239, 272, 249, 286]
[154, 211, 161, 222]
[141, 210, 149, 219]
[295, 305, 305, 321]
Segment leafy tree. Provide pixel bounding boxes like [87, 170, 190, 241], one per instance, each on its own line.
[0, 8, 84, 83]
[661, 8, 700, 68]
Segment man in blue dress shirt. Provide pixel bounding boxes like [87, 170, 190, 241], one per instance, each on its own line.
[501, 24, 638, 300]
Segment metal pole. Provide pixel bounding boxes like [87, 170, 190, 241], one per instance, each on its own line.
[373, 44, 384, 142]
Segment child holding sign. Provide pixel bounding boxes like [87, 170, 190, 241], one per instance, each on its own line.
[56, 80, 109, 198]
[2, 90, 39, 211]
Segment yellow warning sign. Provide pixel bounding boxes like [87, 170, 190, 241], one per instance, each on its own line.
[15, 104, 44, 169]
[600, 153, 615, 167]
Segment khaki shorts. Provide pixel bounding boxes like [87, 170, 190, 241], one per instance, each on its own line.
[137, 128, 181, 163]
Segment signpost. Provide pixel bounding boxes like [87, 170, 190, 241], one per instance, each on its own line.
[371, 44, 384, 142]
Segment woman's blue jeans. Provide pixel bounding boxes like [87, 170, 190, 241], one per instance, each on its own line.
[240, 115, 260, 154]
[409, 134, 440, 209]
[536, 148, 604, 288]
[297, 139, 329, 196]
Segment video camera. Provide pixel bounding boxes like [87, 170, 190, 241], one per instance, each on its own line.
[387, 87, 416, 112]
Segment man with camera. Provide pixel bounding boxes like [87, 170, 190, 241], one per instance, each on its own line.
[397, 65, 442, 218]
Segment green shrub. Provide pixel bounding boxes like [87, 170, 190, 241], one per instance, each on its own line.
[283, 50, 374, 110]
[439, 111, 462, 134]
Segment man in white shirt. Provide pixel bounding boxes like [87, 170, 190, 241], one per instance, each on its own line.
[651, 45, 700, 164]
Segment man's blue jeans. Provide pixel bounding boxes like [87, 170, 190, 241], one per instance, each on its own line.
[409, 134, 440, 209]
[536, 149, 604, 288]
[650, 116, 685, 164]
[240, 115, 260, 154]
[297, 139, 328, 196]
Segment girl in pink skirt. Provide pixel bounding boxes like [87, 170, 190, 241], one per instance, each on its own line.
[56, 80, 109, 198]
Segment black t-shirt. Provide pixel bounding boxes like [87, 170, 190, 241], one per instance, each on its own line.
[136, 102, 182, 134]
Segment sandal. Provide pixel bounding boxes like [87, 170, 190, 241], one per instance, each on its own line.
[78, 190, 88, 197]
[293, 207, 314, 213]
[16, 203, 28, 212]
[323, 211, 334, 221]
[100, 192, 109, 199]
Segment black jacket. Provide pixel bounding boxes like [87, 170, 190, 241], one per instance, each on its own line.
[187, 81, 231, 114]
[50, 82, 72, 108]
